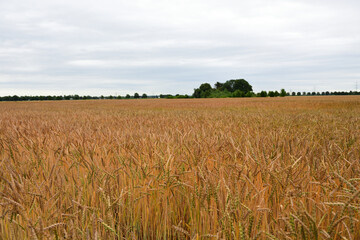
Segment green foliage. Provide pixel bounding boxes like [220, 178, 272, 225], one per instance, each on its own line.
[199, 83, 212, 92]
[193, 79, 252, 98]
[214, 81, 223, 90]
[260, 91, 268, 97]
[191, 80, 293, 99]
[222, 79, 253, 93]
[193, 83, 213, 98]
[201, 91, 211, 98]
[193, 89, 202, 98]
[245, 91, 254, 97]
[134, 93, 140, 98]
[142, 93, 147, 98]
[174, 94, 190, 99]
[280, 89, 286, 97]
[209, 89, 232, 98]
[1, 88, 359, 102]
[232, 90, 245, 98]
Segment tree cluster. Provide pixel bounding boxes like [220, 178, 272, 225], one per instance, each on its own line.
[193, 79, 254, 98]
[1, 83, 359, 102]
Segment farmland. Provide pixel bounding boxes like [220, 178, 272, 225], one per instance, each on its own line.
[0, 96, 360, 239]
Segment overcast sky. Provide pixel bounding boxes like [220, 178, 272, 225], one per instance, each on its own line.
[0, 0, 359, 96]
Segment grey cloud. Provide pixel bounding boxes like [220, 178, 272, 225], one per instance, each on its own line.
[0, 0, 359, 96]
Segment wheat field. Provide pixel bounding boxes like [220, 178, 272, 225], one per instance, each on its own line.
[0, 96, 359, 239]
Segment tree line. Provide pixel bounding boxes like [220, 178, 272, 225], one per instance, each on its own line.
[192, 79, 360, 98]
[0, 93, 153, 101]
[0, 79, 359, 101]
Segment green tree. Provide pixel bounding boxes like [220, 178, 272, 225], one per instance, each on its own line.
[214, 82, 223, 90]
[134, 93, 140, 98]
[193, 88, 202, 98]
[199, 83, 212, 92]
[125, 94, 131, 99]
[193, 79, 252, 98]
[245, 91, 253, 97]
[260, 91, 268, 97]
[193, 83, 213, 98]
[280, 89, 286, 97]
[222, 79, 252, 93]
[232, 90, 245, 97]
[142, 93, 147, 98]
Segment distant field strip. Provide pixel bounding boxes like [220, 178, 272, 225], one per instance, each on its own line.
[0, 96, 360, 239]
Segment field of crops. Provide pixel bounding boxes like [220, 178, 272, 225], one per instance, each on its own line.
[0, 96, 359, 239]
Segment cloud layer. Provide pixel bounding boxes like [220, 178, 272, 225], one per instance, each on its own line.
[1, 0, 359, 95]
